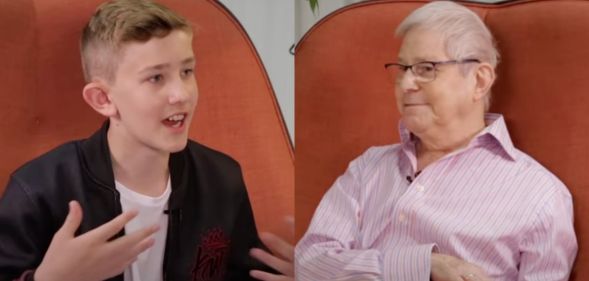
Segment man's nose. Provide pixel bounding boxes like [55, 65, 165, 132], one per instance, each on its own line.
[398, 70, 419, 92]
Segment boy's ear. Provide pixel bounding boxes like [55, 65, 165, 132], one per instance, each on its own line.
[82, 81, 117, 118]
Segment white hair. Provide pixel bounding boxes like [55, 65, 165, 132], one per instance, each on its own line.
[396, 1, 500, 110]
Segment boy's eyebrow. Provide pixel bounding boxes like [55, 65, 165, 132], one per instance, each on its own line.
[181, 57, 196, 65]
[138, 57, 196, 73]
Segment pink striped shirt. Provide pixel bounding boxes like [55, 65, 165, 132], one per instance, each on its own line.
[295, 114, 577, 281]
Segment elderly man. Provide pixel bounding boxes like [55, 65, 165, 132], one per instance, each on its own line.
[295, 1, 577, 281]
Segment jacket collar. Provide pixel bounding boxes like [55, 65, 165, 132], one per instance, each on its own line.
[81, 120, 188, 211]
[81, 121, 116, 189]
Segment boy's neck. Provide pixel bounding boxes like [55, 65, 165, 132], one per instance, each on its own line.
[107, 127, 170, 197]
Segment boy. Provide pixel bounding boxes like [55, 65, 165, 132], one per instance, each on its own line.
[0, 1, 290, 280]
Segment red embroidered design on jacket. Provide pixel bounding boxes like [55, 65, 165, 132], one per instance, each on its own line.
[191, 228, 230, 281]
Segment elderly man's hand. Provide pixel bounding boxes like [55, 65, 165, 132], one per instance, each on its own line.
[431, 253, 490, 281]
[249, 232, 294, 281]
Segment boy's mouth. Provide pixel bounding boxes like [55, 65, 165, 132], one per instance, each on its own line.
[162, 113, 187, 128]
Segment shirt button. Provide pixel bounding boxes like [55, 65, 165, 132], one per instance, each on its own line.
[416, 184, 424, 192]
[398, 213, 407, 223]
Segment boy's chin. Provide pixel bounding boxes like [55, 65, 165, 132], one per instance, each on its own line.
[166, 140, 189, 153]
[157, 138, 189, 154]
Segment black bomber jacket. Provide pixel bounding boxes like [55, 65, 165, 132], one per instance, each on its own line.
[0, 122, 270, 281]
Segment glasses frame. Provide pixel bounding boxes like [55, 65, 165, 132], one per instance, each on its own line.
[384, 59, 481, 83]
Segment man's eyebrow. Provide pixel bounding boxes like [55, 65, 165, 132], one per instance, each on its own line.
[397, 56, 432, 64]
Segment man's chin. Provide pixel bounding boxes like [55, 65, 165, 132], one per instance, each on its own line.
[402, 115, 431, 135]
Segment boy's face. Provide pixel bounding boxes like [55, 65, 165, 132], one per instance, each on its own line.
[106, 29, 197, 153]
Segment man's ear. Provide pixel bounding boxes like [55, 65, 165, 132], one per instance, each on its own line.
[472, 62, 496, 103]
[82, 81, 117, 118]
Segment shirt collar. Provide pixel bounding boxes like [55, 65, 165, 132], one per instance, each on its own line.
[480, 113, 518, 161]
[399, 113, 518, 162]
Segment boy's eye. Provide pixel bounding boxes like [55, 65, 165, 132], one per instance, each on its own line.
[148, 74, 163, 83]
[182, 68, 194, 77]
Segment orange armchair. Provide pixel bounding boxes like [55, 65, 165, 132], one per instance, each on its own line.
[295, 0, 589, 278]
[0, 0, 294, 241]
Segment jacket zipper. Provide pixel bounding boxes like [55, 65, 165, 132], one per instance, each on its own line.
[163, 209, 174, 281]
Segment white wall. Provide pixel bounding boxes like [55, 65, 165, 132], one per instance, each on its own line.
[219, 0, 295, 142]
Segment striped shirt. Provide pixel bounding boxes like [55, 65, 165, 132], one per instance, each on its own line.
[295, 114, 577, 281]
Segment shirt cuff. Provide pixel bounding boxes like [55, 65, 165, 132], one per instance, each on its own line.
[383, 243, 437, 281]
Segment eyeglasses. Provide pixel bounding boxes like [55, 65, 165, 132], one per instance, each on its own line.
[384, 59, 480, 83]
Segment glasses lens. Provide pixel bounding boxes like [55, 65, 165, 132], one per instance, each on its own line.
[413, 62, 436, 81]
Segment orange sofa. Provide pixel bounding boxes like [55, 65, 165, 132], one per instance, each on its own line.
[295, 0, 589, 278]
[0, 0, 294, 241]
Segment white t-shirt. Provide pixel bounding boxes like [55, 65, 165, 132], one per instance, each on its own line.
[115, 177, 171, 281]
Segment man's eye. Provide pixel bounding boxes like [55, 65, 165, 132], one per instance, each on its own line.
[148, 74, 163, 83]
[415, 65, 434, 74]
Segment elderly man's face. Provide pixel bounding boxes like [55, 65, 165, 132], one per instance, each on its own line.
[395, 27, 478, 136]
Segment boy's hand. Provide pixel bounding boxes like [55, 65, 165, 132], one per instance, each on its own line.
[431, 253, 490, 281]
[249, 232, 294, 281]
[34, 201, 158, 281]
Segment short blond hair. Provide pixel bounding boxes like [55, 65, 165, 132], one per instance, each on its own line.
[80, 0, 191, 82]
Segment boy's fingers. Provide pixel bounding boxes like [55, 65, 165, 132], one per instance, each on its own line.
[250, 248, 293, 276]
[107, 224, 159, 253]
[124, 236, 156, 261]
[57, 201, 83, 238]
[249, 269, 291, 281]
[283, 216, 294, 232]
[259, 232, 294, 262]
[83, 209, 139, 242]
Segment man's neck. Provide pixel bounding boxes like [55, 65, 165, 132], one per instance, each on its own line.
[107, 128, 170, 197]
[414, 114, 486, 171]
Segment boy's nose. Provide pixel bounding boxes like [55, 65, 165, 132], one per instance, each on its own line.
[168, 82, 192, 104]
